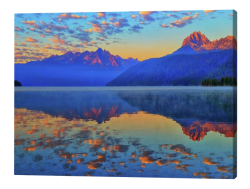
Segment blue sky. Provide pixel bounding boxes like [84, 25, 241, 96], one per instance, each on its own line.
[14, 10, 236, 63]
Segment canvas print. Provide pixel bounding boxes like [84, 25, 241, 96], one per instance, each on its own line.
[14, 10, 237, 178]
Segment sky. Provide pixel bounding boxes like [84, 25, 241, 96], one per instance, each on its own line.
[14, 10, 236, 63]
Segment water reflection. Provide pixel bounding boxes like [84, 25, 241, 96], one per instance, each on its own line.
[14, 87, 237, 178]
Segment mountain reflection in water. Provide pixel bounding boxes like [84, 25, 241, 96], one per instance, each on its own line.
[14, 87, 237, 178]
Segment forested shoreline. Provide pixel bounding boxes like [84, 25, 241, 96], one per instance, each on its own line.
[201, 77, 237, 86]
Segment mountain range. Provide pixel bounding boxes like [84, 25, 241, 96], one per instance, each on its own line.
[107, 31, 237, 86]
[34, 48, 139, 69]
[15, 31, 237, 86]
[15, 48, 139, 86]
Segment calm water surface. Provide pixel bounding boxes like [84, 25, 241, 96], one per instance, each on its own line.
[14, 87, 237, 178]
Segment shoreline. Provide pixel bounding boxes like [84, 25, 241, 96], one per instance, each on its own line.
[14, 86, 237, 91]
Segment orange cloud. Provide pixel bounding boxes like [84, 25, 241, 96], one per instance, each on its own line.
[91, 41, 96, 44]
[139, 11, 154, 16]
[71, 14, 81, 19]
[217, 166, 230, 173]
[54, 44, 66, 51]
[30, 28, 35, 31]
[26, 37, 38, 43]
[97, 12, 106, 17]
[83, 15, 87, 18]
[182, 16, 193, 21]
[15, 26, 23, 31]
[194, 13, 199, 18]
[14, 54, 23, 58]
[40, 48, 48, 52]
[88, 28, 93, 33]
[131, 15, 136, 19]
[31, 43, 39, 48]
[39, 34, 45, 37]
[58, 13, 82, 19]
[45, 29, 51, 33]
[44, 44, 52, 49]
[138, 156, 154, 164]
[171, 19, 185, 27]
[203, 157, 218, 165]
[34, 55, 43, 59]
[57, 13, 67, 18]
[51, 35, 66, 44]
[161, 24, 169, 28]
[22, 20, 40, 29]
[92, 23, 103, 33]
[22, 20, 36, 25]
[102, 21, 109, 27]
[204, 10, 215, 14]
[139, 11, 156, 21]
[113, 22, 120, 27]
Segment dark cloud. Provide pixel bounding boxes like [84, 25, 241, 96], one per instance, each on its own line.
[15, 26, 24, 32]
[15, 14, 24, 18]
[46, 22, 68, 31]
[96, 37, 105, 41]
[118, 18, 130, 27]
[129, 25, 143, 33]
[108, 13, 121, 17]
[182, 12, 192, 15]
[34, 13, 42, 18]
[143, 15, 155, 22]
[113, 28, 124, 34]
[71, 33, 91, 42]
[68, 29, 75, 34]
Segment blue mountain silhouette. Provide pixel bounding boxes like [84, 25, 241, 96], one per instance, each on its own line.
[15, 48, 139, 86]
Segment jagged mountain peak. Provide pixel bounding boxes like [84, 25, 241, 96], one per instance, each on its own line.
[181, 31, 237, 52]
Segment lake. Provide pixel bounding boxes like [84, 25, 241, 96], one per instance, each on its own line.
[14, 87, 237, 178]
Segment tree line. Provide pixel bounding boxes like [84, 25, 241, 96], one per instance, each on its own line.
[201, 77, 237, 86]
[15, 80, 22, 86]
